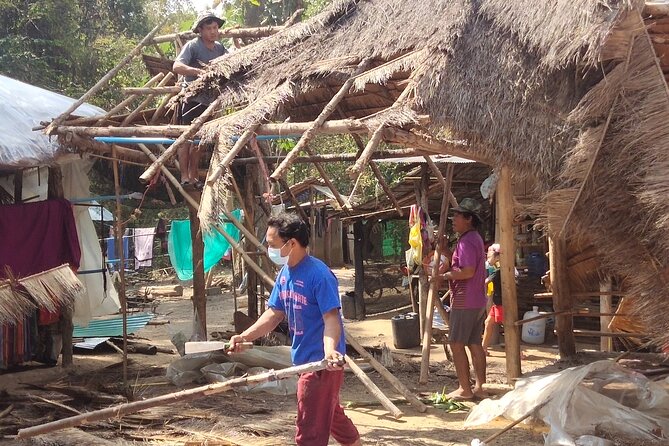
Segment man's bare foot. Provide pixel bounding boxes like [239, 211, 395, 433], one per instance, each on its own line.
[472, 386, 489, 400]
[447, 387, 474, 401]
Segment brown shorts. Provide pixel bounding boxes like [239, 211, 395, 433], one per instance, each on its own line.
[449, 308, 486, 345]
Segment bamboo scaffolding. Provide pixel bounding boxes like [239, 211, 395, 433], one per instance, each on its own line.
[46, 20, 166, 134]
[90, 73, 164, 125]
[140, 97, 223, 183]
[270, 58, 373, 181]
[111, 146, 128, 382]
[17, 359, 336, 439]
[347, 122, 386, 180]
[419, 164, 454, 384]
[278, 177, 309, 222]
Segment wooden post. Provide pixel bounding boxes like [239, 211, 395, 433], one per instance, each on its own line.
[46, 20, 166, 133]
[600, 277, 613, 352]
[497, 166, 521, 382]
[109, 148, 128, 382]
[13, 170, 22, 202]
[48, 166, 74, 369]
[244, 170, 259, 319]
[548, 231, 576, 359]
[188, 193, 207, 341]
[419, 165, 454, 384]
[353, 220, 366, 320]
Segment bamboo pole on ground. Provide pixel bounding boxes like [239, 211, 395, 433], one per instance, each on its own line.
[498, 166, 521, 382]
[139, 97, 223, 183]
[46, 20, 166, 134]
[419, 165, 454, 384]
[270, 58, 372, 181]
[344, 355, 403, 419]
[17, 359, 336, 439]
[110, 146, 128, 383]
[344, 330, 428, 412]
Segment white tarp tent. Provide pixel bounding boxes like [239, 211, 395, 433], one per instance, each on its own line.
[0, 74, 120, 325]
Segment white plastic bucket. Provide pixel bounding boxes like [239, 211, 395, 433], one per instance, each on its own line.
[521, 306, 546, 344]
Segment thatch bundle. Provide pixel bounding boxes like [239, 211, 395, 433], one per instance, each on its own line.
[182, 0, 669, 348]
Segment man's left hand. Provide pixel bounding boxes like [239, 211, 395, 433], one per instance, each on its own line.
[325, 351, 345, 371]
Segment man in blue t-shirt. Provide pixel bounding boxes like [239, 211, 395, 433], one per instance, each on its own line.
[228, 213, 361, 446]
[172, 10, 227, 189]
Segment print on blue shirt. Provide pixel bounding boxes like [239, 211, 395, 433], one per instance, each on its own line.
[268, 256, 346, 365]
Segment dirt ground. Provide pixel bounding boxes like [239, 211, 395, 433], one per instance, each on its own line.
[0, 266, 640, 445]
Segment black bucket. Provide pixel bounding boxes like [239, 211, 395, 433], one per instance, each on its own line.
[341, 292, 356, 320]
[391, 313, 420, 349]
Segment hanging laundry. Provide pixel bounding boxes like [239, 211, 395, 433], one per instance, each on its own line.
[0, 199, 80, 277]
[105, 228, 130, 271]
[168, 210, 242, 281]
[133, 227, 155, 269]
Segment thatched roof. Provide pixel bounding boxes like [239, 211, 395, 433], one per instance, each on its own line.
[180, 0, 669, 348]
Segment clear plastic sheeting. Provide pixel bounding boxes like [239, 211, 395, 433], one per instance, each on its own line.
[0, 74, 104, 168]
[465, 360, 669, 445]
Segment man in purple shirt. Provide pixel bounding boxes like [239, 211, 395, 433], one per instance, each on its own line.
[442, 198, 488, 400]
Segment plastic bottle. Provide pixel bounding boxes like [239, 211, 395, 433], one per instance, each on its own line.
[521, 306, 546, 344]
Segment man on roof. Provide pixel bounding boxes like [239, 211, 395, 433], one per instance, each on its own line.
[172, 11, 227, 189]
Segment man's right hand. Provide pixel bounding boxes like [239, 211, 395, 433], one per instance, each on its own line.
[227, 334, 249, 353]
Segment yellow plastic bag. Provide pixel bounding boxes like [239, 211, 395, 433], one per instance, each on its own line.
[408, 221, 423, 264]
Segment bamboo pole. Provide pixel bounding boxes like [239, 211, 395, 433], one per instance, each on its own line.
[17, 359, 335, 439]
[111, 146, 128, 384]
[206, 125, 260, 185]
[56, 124, 189, 138]
[382, 127, 488, 164]
[122, 86, 181, 95]
[343, 355, 403, 419]
[270, 58, 372, 181]
[347, 123, 385, 180]
[151, 25, 285, 45]
[46, 20, 166, 134]
[498, 166, 522, 382]
[279, 177, 309, 222]
[121, 72, 174, 125]
[139, 97, 223, 183]
[344, 334, 428, 413]
[423, 156, 459, 208]
[90, 73, 164, 125]
[419, 165, 454, 384]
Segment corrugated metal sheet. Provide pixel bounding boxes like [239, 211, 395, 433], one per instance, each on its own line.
[73, 337, 110, 350]
[73, 312, 154, 338]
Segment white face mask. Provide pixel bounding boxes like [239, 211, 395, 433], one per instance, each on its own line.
[268, 241, 291, 265]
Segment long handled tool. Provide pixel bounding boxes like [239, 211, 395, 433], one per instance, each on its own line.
[184, 341, 253, 354]
[18, 358, 341, 439]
